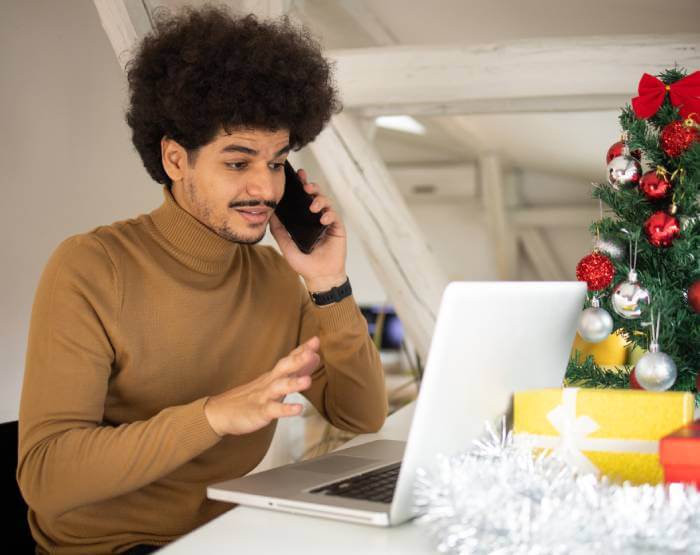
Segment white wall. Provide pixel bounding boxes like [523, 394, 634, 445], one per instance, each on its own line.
[1, 0, 162, 421]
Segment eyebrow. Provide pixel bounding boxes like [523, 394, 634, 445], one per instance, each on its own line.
[219, 143, 291, 158]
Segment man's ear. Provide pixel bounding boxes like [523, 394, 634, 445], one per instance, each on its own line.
[161, 136, 188, 183]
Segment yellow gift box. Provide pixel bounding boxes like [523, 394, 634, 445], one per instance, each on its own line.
[513, 387, 695, 485]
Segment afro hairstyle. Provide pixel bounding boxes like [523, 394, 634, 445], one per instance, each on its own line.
[124, 4, 342, 186]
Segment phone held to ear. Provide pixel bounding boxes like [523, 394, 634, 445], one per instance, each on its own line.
[275, 161, 328, 254]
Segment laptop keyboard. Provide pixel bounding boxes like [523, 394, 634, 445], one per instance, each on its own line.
[309, 462, 401, 504]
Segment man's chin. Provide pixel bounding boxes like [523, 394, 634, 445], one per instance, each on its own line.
[216, 226, 267, 245]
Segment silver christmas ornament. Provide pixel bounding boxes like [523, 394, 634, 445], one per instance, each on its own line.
[611, 269, 650, 319]
[635, 311, 677, 391]
[577, 296, 613, 343]
[635, 350, 677, 391]
[606, 155, 642, 189]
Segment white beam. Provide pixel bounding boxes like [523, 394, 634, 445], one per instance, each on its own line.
[93, 0, 150, 71]
[359, 95, 634, 118]
[480, 154, 518, 280]
[519, 229, 566, 281]
[328, 35, 700, 115]
[514, 206, 600, 227]
[309, 113, 449, 360]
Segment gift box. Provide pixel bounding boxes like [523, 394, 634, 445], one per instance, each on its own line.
[513, 387, 694, 485]
[660, 419, 700, 486]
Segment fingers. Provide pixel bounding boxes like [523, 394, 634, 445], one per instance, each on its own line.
[297, 168, 320, 198]
[308, 193, 328, 214]
[297, 168, 310, 187]
[288, 336, 320, 356]
[269, 374, 312, 401]
[294, 169, 346, 234]
[265, 400, 304, 419]
[272, 339, 321, 379]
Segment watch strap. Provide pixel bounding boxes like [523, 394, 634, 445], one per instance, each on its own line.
[310, 278, 352, 306]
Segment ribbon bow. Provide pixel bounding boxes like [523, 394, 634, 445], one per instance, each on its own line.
[546, 388, 600, 475]
[632, 71, 700, 119]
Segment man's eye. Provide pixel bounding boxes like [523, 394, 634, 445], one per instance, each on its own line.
[269, 163, 285, 171]
[227, 162, 247, 170]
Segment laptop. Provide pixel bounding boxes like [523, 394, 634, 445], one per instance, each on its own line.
[207, 281, 586, 526]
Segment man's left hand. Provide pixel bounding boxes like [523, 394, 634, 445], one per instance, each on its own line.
[269, 168, 347, 293]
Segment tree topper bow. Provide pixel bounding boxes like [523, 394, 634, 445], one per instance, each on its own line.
[631, 71, 700, 119]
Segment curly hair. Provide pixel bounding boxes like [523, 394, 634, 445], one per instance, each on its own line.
[125, 5, 342, 186]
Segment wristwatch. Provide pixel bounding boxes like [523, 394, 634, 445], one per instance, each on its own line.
[310, 278, 352, 306]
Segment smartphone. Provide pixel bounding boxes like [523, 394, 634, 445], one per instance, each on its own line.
[275, 161, 328, 254]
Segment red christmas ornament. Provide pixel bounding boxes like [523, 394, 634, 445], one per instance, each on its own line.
[639, 170, 673, 200]
[660, 115, 700, 157]
[644, 211, 681, 247]
[606, 141, 642, 164]
[630, 368, 643, 390]
[688, 280, 700, 313]
[576, 252, 615, 291]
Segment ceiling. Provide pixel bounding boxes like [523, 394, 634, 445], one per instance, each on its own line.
[145, 0, 700, 188]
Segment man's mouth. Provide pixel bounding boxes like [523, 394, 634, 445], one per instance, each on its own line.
[234, 208, 271, 225]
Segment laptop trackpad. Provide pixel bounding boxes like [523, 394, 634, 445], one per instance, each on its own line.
[294, 455, 379, 475]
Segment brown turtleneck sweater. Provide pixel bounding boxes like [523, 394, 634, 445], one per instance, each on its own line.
[17, 186, 387, 554]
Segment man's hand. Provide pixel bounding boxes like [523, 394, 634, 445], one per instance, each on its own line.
[203, 336, 321, 437]
[269, 168, 347, 293]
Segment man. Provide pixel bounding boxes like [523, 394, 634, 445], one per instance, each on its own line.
[17, 7, 387, 554]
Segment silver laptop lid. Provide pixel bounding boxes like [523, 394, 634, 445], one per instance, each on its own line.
[390, 281, 586, 524]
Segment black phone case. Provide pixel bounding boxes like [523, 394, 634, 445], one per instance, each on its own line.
[275, 161, 327, 254]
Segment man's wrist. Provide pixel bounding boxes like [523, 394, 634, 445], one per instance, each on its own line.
[204, 396, 225, 438]
[308, 277, 352, 306]
[304, 274, 348, 294]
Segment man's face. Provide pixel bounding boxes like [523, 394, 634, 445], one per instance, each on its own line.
[164, 127, 290, 244]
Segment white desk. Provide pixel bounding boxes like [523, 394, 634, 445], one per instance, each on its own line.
[158, 403, 438, 554]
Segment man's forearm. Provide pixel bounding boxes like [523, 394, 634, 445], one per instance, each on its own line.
[300, 296, 388, 434]
[17, 396, 222, 520]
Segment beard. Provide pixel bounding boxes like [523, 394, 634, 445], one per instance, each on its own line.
[213, 221, 267, 245]
[183, 175, 273, 245]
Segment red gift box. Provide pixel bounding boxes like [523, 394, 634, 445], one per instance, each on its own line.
[660, 419, 700, 486]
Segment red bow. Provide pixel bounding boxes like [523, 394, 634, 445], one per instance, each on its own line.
[631, 71, 700, 119]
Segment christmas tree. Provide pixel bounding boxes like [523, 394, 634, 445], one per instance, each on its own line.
[566, 68, 700, 395]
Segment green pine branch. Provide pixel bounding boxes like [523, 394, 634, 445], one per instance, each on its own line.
[566, 67, 700, 394]
[565, 354, 631, 389]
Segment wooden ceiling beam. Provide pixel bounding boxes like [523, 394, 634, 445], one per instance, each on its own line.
[328, 34, 700, 115]
[309, 113, 449, 359]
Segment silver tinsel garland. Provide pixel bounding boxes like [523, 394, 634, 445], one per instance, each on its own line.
[413, 419, 700, 554]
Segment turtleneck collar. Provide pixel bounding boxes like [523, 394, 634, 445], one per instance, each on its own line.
[148, 186, 239, 274]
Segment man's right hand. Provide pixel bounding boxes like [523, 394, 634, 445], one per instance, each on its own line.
[203, 336, 321, 437]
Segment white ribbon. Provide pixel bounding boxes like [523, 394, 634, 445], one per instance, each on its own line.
[515, 388, 659, 476]
[546, 388, 600, 475]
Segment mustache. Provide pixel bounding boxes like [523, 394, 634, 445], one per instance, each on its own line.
[230, 200, 278, 210]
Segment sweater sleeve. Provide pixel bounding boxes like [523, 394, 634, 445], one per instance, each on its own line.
[16, 234, 223, 520]
[297, 282, 388, 434]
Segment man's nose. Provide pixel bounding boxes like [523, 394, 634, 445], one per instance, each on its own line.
[245, 164, 278, 201]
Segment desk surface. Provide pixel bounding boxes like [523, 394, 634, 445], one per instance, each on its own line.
[158, 403, 437, 554]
